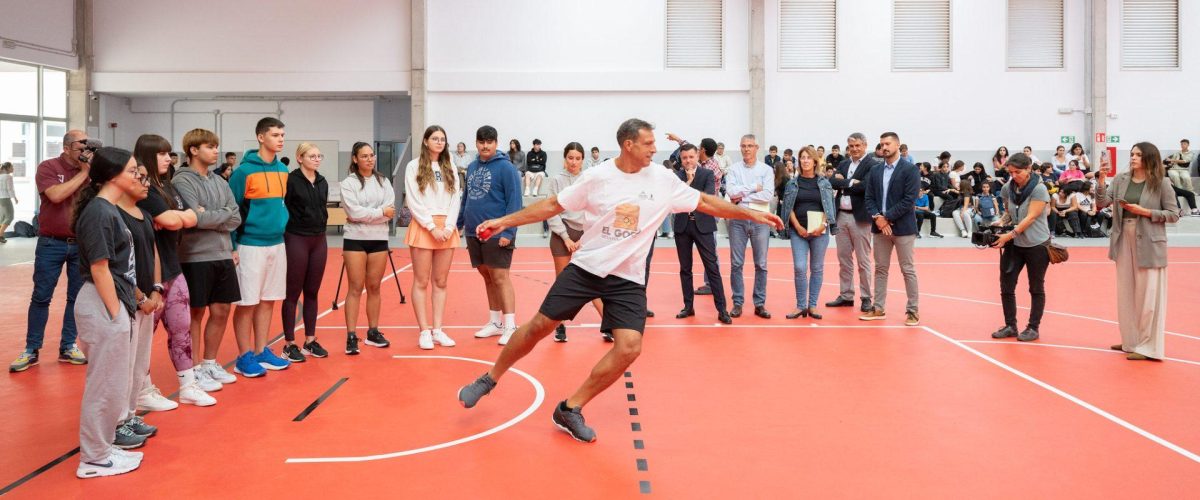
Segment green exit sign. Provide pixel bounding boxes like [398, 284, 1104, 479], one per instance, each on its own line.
[1107, 135, 1120, 144]
[1060, 136, 1075, 144]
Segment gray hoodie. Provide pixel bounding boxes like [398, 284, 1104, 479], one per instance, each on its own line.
[172, 165, 242, 263]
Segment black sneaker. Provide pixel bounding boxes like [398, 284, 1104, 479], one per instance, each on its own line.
[346, 333, 360, 355]
[554, 324, 568, 343]
[302, 340, 328, 358]
[458, 373, 497, 408]
[601, 330, 614, 343]
[282, 344, 306, 363]
[552, 401, 597, 443]
[123, 415, 157, 438]
[1018, 327, 1040, 342]
[991, 325, 1018, 339]
[365, 328, 390, 348]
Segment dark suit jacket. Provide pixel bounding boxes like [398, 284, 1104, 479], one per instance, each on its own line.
[864, 158, 921, 236]
[828, 156, 878, 222]
[673, 167, 718, 234]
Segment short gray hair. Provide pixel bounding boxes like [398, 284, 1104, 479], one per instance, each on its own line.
[847, 132, 867, 144]
[740, 134, 757, 144]
[616, 118, 654, 146]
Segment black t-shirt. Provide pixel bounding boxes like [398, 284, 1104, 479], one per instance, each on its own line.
[76, 198, 138, 317]
[791, 176, 823, 227]
[119, 206, 157, 295]
[136, 188, 187, 281]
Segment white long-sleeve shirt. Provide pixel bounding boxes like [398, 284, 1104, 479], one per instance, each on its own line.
[340, 173, 395, 241]
[546, 170, 585, 238]
[403, 158, 462, 232]
[724, 159, 775, 209]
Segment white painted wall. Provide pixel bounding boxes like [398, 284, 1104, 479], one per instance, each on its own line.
[90, 0, 411, 94]
[0, 0, 77, 69]
[1106, 0, 1197, 163]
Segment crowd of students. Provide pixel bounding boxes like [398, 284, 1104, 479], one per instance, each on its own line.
[7, 117, 1186, 475]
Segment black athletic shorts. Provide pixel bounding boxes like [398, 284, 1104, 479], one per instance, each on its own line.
[539, 264, 647, 333]
[180, 259, 241, 308]
[343, 239, 389, 254]
[466, 236, 514, 269]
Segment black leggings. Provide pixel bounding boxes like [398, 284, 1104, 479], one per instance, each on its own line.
[1174, 184, 1196, 210]
[282, 232, 328, 341]
[1000, 242, 1049, 331]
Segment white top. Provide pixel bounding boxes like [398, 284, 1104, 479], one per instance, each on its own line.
[1074, 192, 1095, 212]
[546, 170, 586, 238]
[0, 173, 13, 199]
[340, 173, 395, 241]
[557, 159, 701, 285]
[723, 159, 775, 210]
[403, 158, 462, 232]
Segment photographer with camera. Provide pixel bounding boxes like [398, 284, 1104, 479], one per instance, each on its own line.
[986, 152, 1050, 342]
[10, 131, 98, 372]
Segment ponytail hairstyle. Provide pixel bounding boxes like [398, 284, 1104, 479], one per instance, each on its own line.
[134, 134, 181, 209]
[72, 147, 133, 234]
[417, 125, 456, 195]
[349, 141, 383, 188]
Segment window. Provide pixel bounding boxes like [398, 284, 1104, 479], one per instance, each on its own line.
[43, 69, 67, 119]
[1007, 0, 1064, 69]
[0, 58, 71, 178]
[666, 0, 724, 68]
[779, 0, 837, 70]
[0, 120, 36, 177]
[1121, 0, 1179, 69]
[892, 0, 951, 71]
[0, 61, 39, 116]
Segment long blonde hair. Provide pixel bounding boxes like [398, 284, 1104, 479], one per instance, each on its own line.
[417, 125, 456, 195]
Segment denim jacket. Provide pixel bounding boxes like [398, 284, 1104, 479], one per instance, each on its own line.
[782, 175, 838, 236]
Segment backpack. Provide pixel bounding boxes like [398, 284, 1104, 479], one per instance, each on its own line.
[13, 221, 36, 238]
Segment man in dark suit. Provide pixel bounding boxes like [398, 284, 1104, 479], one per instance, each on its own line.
[826, 132, 877, 312]
[861, 131, 921, 326]
[673, 144, 732, 324]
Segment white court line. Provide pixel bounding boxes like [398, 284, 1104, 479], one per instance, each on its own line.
[285, 355, 545, 464]
[958, 340, 1200, 367]
[270, 263, 411, 346]
[924, 326, 1200, 464]
[315, 324, 918, 330]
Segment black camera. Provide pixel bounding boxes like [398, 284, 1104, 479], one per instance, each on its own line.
[971, 225, 1014, 247]
[77, 139, 103, 163]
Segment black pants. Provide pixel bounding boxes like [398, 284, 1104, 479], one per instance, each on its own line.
[1000, 242, 1049, 330]
[1174, 184, 1196, 210]
[1049, 211, 1081, 235]
[283, 233, 327, 341]
[915, 210, 938, 233]
[674, 219, 727, 312]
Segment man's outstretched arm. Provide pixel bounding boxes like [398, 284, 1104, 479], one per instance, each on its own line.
[694, 193, 784, 230]
[476, 195, 566, 240]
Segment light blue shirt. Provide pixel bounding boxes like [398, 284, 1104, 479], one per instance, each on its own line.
[724, 159, 776, 209]
[881, 161, 897, 212]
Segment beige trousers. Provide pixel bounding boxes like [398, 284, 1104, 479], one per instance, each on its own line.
[1115, 218, 1167, 359]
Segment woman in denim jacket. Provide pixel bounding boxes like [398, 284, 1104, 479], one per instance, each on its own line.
[782, 146, 838, 320]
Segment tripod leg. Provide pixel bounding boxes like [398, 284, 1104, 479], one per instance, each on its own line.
[389, 250, 407, 304]
[332, 261, 345, 310]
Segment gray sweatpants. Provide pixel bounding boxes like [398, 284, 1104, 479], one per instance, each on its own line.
[76, 282, 134, 463]
[127, 310, 155, 419]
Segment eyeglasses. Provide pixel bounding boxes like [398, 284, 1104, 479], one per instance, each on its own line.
[306, 154, 325, 160]
[428, 137, 447, 143]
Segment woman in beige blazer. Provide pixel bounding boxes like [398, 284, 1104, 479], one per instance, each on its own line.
[1094, 142, 1180, 360]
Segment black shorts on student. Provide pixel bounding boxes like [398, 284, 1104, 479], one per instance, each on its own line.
[180, 259, 241, 308]
[539, 264, 647, 333]
[343, 239, 389, 254]
[466, 236, 514, 269]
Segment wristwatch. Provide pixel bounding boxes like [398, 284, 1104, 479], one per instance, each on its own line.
[152, 283, 165, 295]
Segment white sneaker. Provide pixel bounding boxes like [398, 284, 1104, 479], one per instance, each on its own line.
[431, 329, 456, 347]
[136, 386, 179, 412]
[474, 322, 503, 338]
[109, 447, 143, 461]
[76, 451, 141, 479]
[205, 363, 237, 384]
[179, 383, 217, 407]
[418, 330, 434, 350]
[195, 368, 223, 392]
[498, 326, 517, 346]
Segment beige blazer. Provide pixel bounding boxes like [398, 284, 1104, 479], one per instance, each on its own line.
[1095, 172, 1179, 268]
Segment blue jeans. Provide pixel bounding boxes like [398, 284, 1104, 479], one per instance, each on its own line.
[728, 219, 770, 307]
[789, 230, 830, 309]
[26, 237, 82, 352]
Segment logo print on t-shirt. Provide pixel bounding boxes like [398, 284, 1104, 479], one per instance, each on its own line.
[467, 167, 492, 201]
[601, 203, 641, 240]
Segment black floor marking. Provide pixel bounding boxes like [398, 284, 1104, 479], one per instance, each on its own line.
[636, 459, 649, 471]
[631, 423, 642, 432]
[293, 377, 349, 421]
[629, 408, 639, 416]
[512, 273, 552, 286]
[0, 331, 291, 495]
[639, 481, 652, 494]
[627, 394, 636, 402]
[625, 371, 652, 495]
[633, 439, 645, 450]
[625, 381, 634, 389]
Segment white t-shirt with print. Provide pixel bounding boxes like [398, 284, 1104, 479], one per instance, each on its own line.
[556, 159, 701, 285]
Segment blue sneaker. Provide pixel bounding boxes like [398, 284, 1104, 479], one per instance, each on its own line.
[233, 351, 266, 378]
[256, 347, 290, 371]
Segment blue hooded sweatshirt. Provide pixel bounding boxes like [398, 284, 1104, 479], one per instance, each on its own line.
[457, 152, 523, 241]
[228, 149, 290, 247]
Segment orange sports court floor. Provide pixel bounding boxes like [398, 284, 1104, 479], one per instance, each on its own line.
[2, 245, 1199, 498]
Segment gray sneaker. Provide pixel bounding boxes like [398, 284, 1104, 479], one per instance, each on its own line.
[113, 424, 147, 449]
[991, 325, 1018, 339]
[552, 401, 597, 443]
[124, 415, 157, 437]
[457, 373, 496, 409]
[1018, 327, 1040, 342]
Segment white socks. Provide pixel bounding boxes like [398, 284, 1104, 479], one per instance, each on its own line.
[488, 310, 502, 327]
[203, 359, 218, 368]
[178, 368, 196, 388]
[503, 313, 516, 330]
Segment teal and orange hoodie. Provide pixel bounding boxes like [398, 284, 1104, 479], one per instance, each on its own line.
[228, 149, 289, 247]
